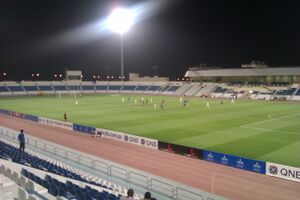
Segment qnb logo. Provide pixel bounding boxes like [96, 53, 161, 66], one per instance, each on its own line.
[269, 165, 278, 175]
[124, 135, 128, 141]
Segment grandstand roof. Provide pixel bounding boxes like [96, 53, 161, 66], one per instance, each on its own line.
[185, 67, 300, 77]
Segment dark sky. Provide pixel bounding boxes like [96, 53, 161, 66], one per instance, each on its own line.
[1, 0, 300, 81]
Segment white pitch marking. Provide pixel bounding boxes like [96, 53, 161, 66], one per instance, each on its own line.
[240, 126, 299, 136]
[241, 113, 300, 127]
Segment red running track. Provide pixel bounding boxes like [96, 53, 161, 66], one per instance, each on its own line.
[0, 114, 299, 200]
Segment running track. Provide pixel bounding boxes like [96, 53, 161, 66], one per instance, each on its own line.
[0, 115, 299, 200]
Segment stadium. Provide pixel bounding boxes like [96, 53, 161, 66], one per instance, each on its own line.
[1, 1, 300, 200]
[1, 63, 300, 200]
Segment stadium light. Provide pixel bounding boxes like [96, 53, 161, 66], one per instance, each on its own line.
[108, 8, 134, 82]
[3, 72, 6, 76]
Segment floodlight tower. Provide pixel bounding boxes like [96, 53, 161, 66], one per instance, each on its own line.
[108, 8, 134, 81]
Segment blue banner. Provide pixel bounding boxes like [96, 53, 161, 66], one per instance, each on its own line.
[203, 150, 266, 174]
[73, 124, 96, 134]
[24, 114, 39, 122]
[0, 109, 11, 115]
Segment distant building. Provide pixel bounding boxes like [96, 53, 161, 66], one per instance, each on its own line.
[65, 70, 82, 81]
[241, 61, 268, 68]
[185, 63, 300, 83]
[129, 73, 169, 82]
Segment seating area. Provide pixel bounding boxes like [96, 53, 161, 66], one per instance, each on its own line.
[212, 87, 227, 94]
[22, 168, 120, 200]
[275, 88, 296, 96]
[0, 161, 56, 200]
[1, 80, 300, 101]
[0, 81, 179, 96]
[227, 81, 291, 87]
[0, 139, 141, 199]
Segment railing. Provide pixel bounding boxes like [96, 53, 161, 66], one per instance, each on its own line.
[0, 126, 226, 200]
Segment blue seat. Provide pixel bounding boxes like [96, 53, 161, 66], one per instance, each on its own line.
[49, 184, 58, 196]
[57, 187, 65, 196]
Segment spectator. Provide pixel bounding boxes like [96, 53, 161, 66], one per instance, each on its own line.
[120, 188, 134, 200]
[17, 129, 25, 152]
[143, 191, 151, 200]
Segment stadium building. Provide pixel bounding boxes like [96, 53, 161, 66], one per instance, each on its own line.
[185, 61, 300, 84]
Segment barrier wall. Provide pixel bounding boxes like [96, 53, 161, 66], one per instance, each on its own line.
[203, 150, 266, 174]
[0, 108, 158, 150]
[73, 123, 96, 134]
[266, 162, 300, 183]
[96, 128, 158, 150]
[0, 109, 38, 122]
[39, 116, 73, 131]
[159, 141, 203, 159]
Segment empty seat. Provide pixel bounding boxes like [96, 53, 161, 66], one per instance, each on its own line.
[18, 187, 29, 200]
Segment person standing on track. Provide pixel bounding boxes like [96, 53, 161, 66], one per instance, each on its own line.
[64, 112, 67, 121]
[17, 129, 25, 152]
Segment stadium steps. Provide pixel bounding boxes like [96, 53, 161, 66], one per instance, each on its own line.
[3, 83, 12, 94]
[194, 84, 216, 97]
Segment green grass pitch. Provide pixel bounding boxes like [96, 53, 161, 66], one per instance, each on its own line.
[1, 94, 300, 167]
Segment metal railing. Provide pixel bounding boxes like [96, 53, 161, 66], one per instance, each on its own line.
[0, 126, 226, 200]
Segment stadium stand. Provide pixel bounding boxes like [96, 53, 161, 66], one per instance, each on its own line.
[1, 80, 300, 101]
[0, 139, 138, 199]
[0, 126, 224, 200]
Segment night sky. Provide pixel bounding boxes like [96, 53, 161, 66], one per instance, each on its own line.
[1, 0, 300, 81]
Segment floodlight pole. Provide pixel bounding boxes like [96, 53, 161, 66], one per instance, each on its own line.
[120, 34, 124, 82]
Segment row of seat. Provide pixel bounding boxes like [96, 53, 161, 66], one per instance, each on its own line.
[0, 164, 52, 200]
[0, 139, 138, 199]
[22, 168, 120, 200]
[0, 84, 181, 93]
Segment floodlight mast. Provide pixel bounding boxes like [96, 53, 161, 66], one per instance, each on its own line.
[120, 34, 124, 81]
[108, 8, 134, 82]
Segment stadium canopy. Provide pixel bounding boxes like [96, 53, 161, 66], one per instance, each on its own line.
[184, 67, 300, 83]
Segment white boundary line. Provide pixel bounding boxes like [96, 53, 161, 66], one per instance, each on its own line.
[240, 112, 300, 136]
[240, 125, 299, 136]
[241, 112, 300, 127]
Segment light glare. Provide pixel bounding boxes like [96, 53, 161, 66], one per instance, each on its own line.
[108, 8, 134, 34]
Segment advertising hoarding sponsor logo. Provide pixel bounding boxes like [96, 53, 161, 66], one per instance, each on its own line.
[253, 162, 262, 173]
[207, 152, 214, 162]
[236, 158, 245, 169]
[221, 155, 228, 165]
[39, 117, 73, 131]
[203, 150, 266, 174]
[96, 128, 158, 149]
[266, 162, 300, 183]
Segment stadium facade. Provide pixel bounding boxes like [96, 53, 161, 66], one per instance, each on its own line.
[185, 65, 300, 83]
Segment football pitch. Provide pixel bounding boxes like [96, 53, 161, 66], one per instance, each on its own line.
[1, 94, 300, 167]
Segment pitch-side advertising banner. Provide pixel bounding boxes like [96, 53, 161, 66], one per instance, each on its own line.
[203, 150, 266, 174]
[39, 117, 73, 131]
[96, 128, 158, 150]
[266, 162, 300, 183]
